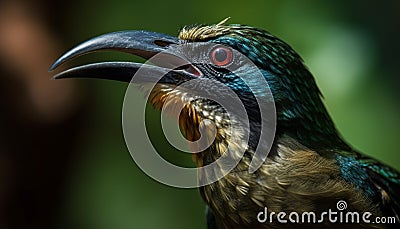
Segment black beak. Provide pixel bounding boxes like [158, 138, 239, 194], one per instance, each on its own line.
[49, 30, 199, 83]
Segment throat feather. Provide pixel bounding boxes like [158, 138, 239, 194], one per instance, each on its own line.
[148, 85, 247, 167]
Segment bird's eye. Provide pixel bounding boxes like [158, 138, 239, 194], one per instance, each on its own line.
[210, 46, 233, 66]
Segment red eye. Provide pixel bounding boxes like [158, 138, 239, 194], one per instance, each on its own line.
[210, 46, 233, 66]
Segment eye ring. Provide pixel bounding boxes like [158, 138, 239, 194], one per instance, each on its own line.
[210, 46, 233, 66]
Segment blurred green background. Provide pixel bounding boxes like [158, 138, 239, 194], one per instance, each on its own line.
[0, 0, 399, 229]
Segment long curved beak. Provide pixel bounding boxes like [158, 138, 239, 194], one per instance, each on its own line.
[49, 30, 199, 83]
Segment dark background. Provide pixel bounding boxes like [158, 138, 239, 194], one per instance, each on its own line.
[0, 0, 399, 228]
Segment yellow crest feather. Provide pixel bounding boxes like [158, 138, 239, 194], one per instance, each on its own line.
[179, 17, 232, 41]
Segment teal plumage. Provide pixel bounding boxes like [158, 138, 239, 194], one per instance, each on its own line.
[51, 20, 400, 228]
[194, 24, 400, 227]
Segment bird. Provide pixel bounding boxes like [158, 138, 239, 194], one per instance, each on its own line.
[50, 18, 399, 228]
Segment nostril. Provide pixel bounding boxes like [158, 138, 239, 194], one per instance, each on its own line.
[154, 40, 175, 47]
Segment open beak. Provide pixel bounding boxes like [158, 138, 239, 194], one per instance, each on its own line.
[49, 30, 200, 84]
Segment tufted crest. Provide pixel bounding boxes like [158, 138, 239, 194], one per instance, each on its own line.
[178, 18, 234, 41]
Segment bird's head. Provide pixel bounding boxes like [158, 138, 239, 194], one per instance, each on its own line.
[50, 19, 349, 159]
